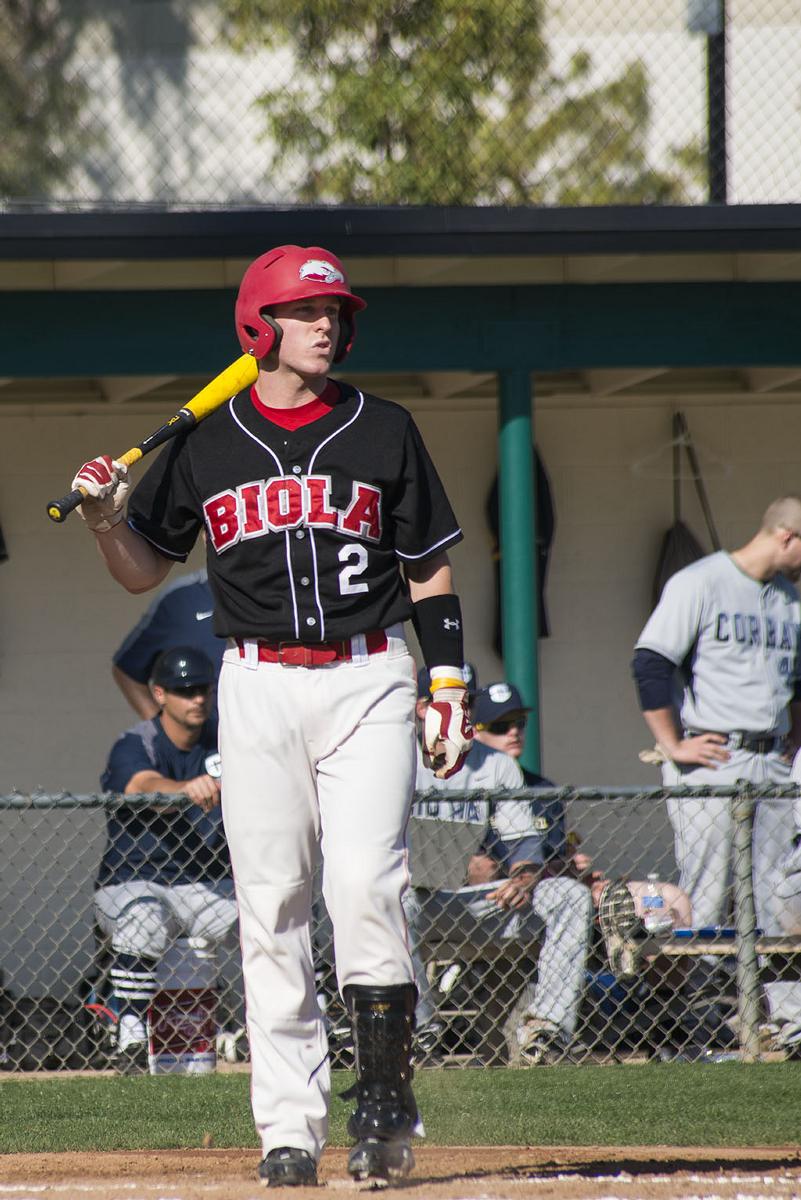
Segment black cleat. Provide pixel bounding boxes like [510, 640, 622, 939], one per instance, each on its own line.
[113, 1042, 149, 1076]
[347, 1137, 414, 1183]
[258, 1146, 318, 1188]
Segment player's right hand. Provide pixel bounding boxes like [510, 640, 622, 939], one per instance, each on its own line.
[668, 733, 730, 768]
[183, 774, 222, 813]
[71, 454, 130, 533]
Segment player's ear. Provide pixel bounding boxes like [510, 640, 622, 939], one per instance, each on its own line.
[151, 683, 167, 709]
[256, 309, 283, 361]
[776, 529, 793, 556]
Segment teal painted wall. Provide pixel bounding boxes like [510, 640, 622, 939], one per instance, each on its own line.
[3, 281, 801, 376]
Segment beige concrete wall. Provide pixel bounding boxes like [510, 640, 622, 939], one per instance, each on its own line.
[0, 409, 208, 794]
[406, 395, 801, 789]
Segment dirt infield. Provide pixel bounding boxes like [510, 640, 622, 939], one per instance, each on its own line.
[2, 1145, 801, 1199]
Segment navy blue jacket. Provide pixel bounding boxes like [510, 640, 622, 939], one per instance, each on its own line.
[98, 716, 229, 886]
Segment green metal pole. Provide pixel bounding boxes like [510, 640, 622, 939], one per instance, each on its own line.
[497, 368, 540, 773]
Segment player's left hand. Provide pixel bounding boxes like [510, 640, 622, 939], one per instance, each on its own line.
[422, 686, 473, 779]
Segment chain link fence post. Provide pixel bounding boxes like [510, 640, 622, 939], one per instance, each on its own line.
[731, 782, 761, 1061]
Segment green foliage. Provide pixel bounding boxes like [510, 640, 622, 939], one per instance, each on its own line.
[2, 1063, 800, 1154]
[0, 0, 93, 199]
[222, 0, 704, 204]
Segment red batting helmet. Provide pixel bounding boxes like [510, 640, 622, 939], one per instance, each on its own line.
[235, 244, 367, 362]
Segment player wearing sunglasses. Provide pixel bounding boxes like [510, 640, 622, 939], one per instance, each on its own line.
[406, 680, 593, 1065]
[471, 685, 530, 766]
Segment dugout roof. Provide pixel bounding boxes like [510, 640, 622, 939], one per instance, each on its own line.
[3, 203, 801, 258]
[2, 204, 801, 406]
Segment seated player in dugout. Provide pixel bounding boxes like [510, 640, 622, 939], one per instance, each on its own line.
[94, 647, 237, 1075]
[406, 678, 593, 1066]
[470, 682, 593, 1062]
[68, 244, 472, 1188]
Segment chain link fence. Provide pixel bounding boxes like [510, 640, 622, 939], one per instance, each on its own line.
[2, 783, 801, 1073]
[2, 1, 800, 209]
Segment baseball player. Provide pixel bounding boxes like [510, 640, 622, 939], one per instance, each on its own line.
[407, 681, 592, 1065]
[95, 647, 236, 1074]
[69, 244, 472, 1187]
[113, 568, 223, 719]
[633, 496, 801, 1056]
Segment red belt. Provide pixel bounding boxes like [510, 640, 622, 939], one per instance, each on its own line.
[237, 630, 388, 666]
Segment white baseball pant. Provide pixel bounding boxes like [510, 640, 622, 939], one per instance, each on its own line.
[218, 636, 417, 1161]
[94, 878, 238, 960]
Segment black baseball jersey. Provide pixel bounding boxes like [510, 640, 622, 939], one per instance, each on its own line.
[127, 383, 463, 642]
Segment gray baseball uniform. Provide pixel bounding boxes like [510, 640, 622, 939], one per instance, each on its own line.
[405, 741, 592, 1044]
[636, 550, 801, 1044]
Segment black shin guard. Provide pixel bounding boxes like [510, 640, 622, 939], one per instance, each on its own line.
[343, 983, 418, 1144]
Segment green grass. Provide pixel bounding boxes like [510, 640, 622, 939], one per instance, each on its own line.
[2, 1064, 800, 1154]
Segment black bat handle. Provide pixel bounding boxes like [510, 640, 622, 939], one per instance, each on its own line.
[46, 409, 196, 526]
[47, 488, 87, 523]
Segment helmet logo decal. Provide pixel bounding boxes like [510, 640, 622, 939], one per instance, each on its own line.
[298, 258, 345, 285]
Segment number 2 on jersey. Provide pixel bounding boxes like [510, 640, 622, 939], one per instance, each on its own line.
[338, 543, 369, 595]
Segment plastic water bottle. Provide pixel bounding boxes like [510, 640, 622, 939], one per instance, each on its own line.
[641, 873, 673, 934]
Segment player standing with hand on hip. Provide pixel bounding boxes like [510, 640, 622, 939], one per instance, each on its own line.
[68, 245, 472, 1186]
[633, 496, 801, 1056]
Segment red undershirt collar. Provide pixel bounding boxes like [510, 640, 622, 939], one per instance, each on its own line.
[249, 379, 340, 429]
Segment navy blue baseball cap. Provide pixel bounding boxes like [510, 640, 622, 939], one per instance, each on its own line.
[417, 662, 479, 699]
[471, 682, 530, 728]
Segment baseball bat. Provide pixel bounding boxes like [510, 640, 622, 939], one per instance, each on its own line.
[46, 353, 259, 523]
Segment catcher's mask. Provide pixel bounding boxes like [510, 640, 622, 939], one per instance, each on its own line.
[234, 244, 366, 363]
[152, 646, 216, 691]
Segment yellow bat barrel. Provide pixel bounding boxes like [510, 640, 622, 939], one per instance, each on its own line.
[184, 353, 258, 421]
[46, 353, 259, 523]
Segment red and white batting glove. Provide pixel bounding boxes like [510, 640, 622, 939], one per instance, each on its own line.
[70, 455, 130, 533]
[423, 673, 473, 780]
